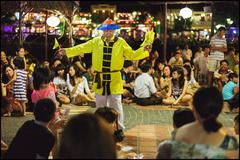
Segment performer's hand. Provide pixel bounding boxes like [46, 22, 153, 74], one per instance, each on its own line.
[56, 48, 66, 59]
[144, 44, 152, 52]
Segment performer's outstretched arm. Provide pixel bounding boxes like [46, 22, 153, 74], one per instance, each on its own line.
[123, 30, 154, 60]
[123, 40, 152, 60]
[58, 39, 94, 58]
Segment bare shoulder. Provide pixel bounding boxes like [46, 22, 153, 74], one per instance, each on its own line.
[175, 122, 196, 141]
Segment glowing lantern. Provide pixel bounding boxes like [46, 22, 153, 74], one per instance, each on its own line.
[179, 7, 192, 19]
[46, 16, 60, 27]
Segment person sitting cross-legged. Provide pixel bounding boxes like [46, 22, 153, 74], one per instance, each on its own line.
[162, 67, 192, 106]
[133, 63, 163, 106]
[222, 73, 239, 113]
[67, 64, 95, 106]
[171, 108, 195, 140]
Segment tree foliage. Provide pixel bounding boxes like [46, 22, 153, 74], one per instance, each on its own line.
[173, 16, 193, 31]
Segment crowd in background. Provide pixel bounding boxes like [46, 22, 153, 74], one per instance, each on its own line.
[1, 26, 239, 158]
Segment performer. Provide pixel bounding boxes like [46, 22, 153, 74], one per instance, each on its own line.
[57, 18, 154, 130]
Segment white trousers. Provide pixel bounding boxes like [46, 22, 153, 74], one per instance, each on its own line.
[96, 94, 125, 129]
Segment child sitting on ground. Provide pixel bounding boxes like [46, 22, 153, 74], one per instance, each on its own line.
[53, 64, 70, 105]
[31, 65, 61, 123]
[171, 108, 195, 139]
[31, 66, 58, 106]
[222, 73, 239, 113]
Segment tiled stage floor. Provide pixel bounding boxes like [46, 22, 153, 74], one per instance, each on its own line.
[1, 103, 238, 159]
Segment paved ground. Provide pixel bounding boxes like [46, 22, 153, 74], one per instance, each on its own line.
[1, 103, 238, 159]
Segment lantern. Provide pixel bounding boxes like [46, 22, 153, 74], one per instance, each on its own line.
[179, 7, 192, 19]
[46, 16, 60, 27]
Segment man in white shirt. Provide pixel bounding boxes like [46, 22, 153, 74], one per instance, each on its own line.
[208, 27, 227, 86]
[134, 63, 162, 106]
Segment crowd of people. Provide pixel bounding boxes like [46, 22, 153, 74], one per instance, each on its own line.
[1, 25, 239, 158]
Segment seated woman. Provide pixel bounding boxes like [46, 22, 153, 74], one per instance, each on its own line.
[153, 61, 164, 91]
[1, 64, 23, 116]
[53, 64, 70, 105]
[162, 67, 192, 106]
[183, 64, 200, 96]
[157, 87, 239, 159]
[1, 51, 9, 71]
[157, 64, 172, 98]
[67, 64, 95, 106]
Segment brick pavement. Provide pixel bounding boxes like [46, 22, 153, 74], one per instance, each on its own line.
[1, 103, 237, 159]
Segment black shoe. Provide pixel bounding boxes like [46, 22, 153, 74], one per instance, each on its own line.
[114, 129, 125, 142]
[11, 112, 23, 117]
[87, 101, 96, 107]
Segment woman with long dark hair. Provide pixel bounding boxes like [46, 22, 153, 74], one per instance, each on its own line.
[1, 65, 22, 116]
[157, 87, 239, 159]
[162, 66, 192, 105]
[67, 64, 95, 105]
[157, 64, 172, 98]
[153, 61, 164, 90]
[183, 64, 200, 96]
[53, 64, 70, 105]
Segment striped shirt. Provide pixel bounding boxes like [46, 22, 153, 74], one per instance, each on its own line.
[209, 34, 227, 61]
[13, 69, 28, 101]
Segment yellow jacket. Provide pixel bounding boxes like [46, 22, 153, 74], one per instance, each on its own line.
[65, 36, 149, 94]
